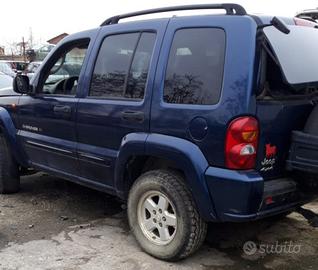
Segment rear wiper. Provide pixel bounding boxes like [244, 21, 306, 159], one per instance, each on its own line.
[258, 16, 290, 34]
[271, 17, 290, 34]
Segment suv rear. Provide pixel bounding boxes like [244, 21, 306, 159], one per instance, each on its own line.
[2, 3, 318, 261]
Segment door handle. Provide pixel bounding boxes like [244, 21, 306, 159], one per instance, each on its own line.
[53, 105, 72, 114]
[121, 111, 144, 123]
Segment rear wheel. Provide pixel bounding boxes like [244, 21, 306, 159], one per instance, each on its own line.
[0, 134, 20, 194]
[128, 169, 207, 261]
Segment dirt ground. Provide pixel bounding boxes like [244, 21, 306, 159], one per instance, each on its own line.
[1, 173, 318, 270]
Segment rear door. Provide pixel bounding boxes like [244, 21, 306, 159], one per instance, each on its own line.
[76, 20, 168, 186]
[150, 15, 257, 168]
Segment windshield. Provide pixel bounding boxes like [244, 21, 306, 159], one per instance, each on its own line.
[264, 25, 318, 87]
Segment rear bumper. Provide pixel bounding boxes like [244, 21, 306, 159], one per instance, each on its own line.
[205, 167, 315, 222]
[287, 130, 318, 173]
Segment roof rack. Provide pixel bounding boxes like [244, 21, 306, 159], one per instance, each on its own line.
[101, 3, 247, 26]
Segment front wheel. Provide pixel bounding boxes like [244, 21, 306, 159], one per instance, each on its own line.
[127, 169, 207, 261]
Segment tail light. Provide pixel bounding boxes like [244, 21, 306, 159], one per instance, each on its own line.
[225, 116, 259, 170]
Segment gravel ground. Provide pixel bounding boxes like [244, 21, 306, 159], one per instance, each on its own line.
[1, 173, 318, 270]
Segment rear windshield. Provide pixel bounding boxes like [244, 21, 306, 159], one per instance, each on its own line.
[264, 26, 318, 87]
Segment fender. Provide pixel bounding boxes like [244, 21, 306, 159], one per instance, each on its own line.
[114, 132, 148, 194]
[0, 107, 28, 167]
[115, 132, 217, 221]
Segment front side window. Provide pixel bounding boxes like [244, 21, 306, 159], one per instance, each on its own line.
[90, 32, 156, 100]
[164, 28, 226, 105]
[41, 40, 89, 96]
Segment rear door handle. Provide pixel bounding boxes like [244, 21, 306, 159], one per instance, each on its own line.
[53, 105, 72, 114]
[121, 111, 144, 123]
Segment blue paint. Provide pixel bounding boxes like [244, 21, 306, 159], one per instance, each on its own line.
[0, 13, 315, 222]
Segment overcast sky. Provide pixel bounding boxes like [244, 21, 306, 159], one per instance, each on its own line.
[0, 0, 317, 48]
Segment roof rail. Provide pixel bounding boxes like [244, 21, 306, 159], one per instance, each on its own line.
[101, 3, 247, 26]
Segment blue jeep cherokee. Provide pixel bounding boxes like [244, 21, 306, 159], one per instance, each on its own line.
[3, 3, 318, 261]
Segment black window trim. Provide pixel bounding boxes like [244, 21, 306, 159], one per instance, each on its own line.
[162, 26, 226, 106]
[88, 30, 157, 102]
[123, 32, 142, 97]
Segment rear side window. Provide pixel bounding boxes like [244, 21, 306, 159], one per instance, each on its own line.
[90, 32, 156, 100]
[164, 28, 225, 105]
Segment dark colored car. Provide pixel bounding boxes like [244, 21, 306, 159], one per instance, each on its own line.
[2, 3, 318, 261]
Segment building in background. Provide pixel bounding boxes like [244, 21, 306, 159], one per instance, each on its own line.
[47, 33, 69, 45]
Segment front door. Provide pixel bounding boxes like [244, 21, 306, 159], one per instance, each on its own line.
[17, 39, 91, 175]
[76, 20, 168, 186]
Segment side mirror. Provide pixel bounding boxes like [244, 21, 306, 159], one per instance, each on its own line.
[13, 75, 31, 94]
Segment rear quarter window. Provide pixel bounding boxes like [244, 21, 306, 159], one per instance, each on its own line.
[164, 28, 225, 105]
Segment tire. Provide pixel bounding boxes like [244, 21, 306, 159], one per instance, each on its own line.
[127, 169, 207, 261]
[0, 134, 20, 194]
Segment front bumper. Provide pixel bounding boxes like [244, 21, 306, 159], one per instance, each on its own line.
[205, 167, 315, 222]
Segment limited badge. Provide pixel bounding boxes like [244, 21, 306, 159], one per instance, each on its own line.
[260, 144, 277, 172]
[22, 124, 42, 132]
